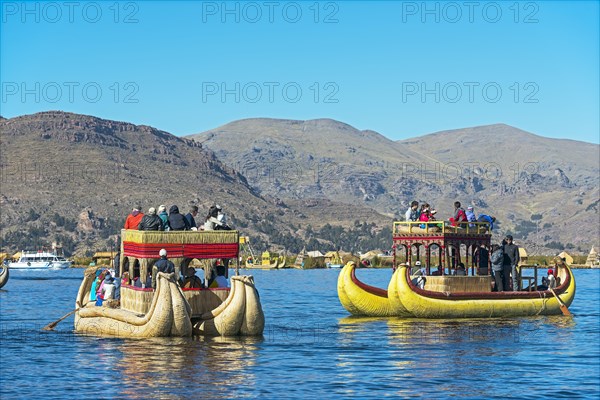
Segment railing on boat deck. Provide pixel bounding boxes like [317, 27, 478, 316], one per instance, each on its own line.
[415, 275, 493, 293]
[120, 284, 230, 315]
[393, 221, 491, 235]
[182, 288, 230, 316]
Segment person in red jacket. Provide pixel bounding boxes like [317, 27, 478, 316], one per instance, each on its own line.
[449, 201, 467, 227]
[124, 205, 144, 229]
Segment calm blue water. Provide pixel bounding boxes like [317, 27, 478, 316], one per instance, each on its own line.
[1, 268, 599, 399]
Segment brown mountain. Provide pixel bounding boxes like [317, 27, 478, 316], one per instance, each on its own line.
[189, 119, 600, 254]
[0, 112, 390, 256]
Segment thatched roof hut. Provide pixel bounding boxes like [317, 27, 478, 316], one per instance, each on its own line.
[557, 251, 573, 265]
[586, 246, 599, 266]
[324, 251, 342, 264]
[92, 251, 117, 264]
[360, 250, 383, 260]
[517, 248, 528, 265]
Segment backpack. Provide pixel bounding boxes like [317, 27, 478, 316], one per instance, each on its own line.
[491, 250, 503, 265]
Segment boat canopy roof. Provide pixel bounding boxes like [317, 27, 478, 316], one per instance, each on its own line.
[121, 229, 240, 260]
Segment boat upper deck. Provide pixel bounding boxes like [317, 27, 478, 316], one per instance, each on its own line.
[393, 221, 491, 243]
[121, 229, 240, 260]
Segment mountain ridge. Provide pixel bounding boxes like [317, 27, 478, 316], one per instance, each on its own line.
[1, 111, 597, 256]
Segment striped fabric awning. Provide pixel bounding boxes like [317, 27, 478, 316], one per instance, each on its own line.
[121, 229, 240, 259]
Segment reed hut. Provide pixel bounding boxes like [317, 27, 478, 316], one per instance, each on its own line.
[324, 251, 342, 265]
[557, 251, 573, 265]
[586, 246, 599, 267]
[518, 248, 528, 266]
[92, 251, 116, 265]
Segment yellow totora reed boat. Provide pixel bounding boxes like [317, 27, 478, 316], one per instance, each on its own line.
[74, 229, 264, 338]
[390, 263, 575, 318]
[337, 261, 410, 317]
[338, 221, 576, 318]
[0, 264, 9, 289]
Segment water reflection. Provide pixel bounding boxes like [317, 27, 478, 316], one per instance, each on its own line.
[78, 336, 262, 398]
[335, 314, 580, 397]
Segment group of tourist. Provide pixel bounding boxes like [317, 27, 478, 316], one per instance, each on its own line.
[124, 204, 231, 232]
[404, 201, 496, 230]
[90, 248, 229, 306]
[90, 268, 119, 306]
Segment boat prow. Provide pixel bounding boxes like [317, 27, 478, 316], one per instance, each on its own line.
[392, 265, 576, 318]
[193, 275, 265, 336]
[337, 262, 410, 317]
[0, 264, 9, 289]
[74, 267, 193, 337]
[245, 259, 279, 269]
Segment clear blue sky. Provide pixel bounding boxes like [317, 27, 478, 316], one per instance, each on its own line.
[1, 1, 599, 143]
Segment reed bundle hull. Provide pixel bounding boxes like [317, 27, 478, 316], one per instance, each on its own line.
[245, 259, 278, 269]
[337, 262, 409, 317]
[74, 267, 265, 338]
[337, 263, 576, 319]
[193, 275, 265, 336]
[0, 265, 8, 289]
[74, 268, 192, 337]
[392, 265, 576, 318]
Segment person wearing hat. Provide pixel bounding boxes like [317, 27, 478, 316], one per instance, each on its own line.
[124, 205, 145, 229]
[152, 249, 175, 288]
[138, 207, 164, 231]
[183, 267, 203, 289]
[89, 269, 103, 301]
[465, 206, 477, 227]
[157, 205, 170, 231]
[216, 204, 228, 227]
[412, 260, 422, 275]
[204, 204, 230, 231]
[542, 268, 557, 289]
[102, 275, 116, 301]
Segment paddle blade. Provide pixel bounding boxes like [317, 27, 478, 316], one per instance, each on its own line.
[559, 303, 572, 316]
[42, 321, 59, 331]
[42, 309, 77, 331]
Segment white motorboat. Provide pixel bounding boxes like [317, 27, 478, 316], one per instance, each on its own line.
[9, 250, 72, 270]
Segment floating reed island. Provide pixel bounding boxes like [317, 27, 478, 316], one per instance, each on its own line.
[74, 229, 264, 338]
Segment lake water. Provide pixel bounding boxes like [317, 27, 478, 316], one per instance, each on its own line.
[1, 268, 599, 399]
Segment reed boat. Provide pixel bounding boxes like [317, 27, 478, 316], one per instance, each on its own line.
[245, 258, 279, 269]
[337, 261, 410, 317]
[337, 221, 576, 318]
[0, 264, 9, 289]
[74, 229, 265, 338]
[390, 263, 576, 318]
[74, 267, 193, 337]
[245, 252, 286, 269]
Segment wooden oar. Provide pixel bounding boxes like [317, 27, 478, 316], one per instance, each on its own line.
[42, 309, 79, 331]
[549, 287, 571, 316]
